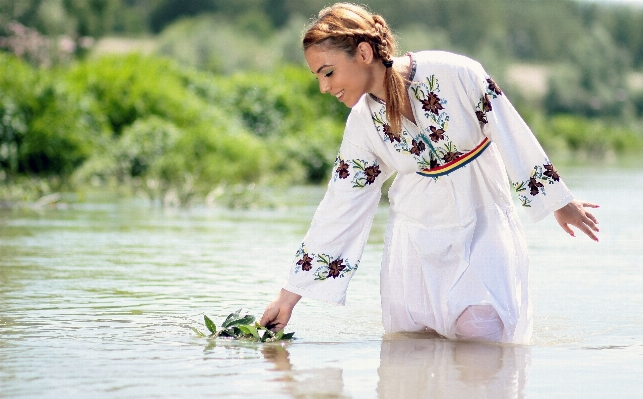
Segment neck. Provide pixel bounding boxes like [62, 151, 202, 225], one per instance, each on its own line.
[368, 63, 388, 101]
[368, 55, 412, 101]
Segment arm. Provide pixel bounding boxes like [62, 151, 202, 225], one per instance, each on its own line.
[260, 106, 392, 329]
[464, 62, 600, 240]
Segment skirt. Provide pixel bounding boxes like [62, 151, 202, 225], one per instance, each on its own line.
[380, 147, 532, 344]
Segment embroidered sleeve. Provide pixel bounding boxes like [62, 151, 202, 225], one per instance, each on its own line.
[466, 65, 574, 222]
[284, 109, 392, 305]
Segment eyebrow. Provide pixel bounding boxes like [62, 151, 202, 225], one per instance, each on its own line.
[315, 64, 333, 73]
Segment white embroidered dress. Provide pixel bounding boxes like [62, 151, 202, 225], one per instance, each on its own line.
[284, 51, 573, 344]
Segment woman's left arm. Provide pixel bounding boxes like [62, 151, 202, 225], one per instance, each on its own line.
[554, 200, 600, 241]
[462, 62, 589, 227]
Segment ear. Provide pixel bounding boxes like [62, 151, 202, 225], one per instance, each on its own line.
[355, 41, 375, 64]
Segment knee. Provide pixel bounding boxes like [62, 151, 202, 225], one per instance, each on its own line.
[455, 305, 504, 342]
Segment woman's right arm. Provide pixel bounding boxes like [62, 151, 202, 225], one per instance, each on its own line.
[259, 289, 302, 331]
[259, 105, 392, 330]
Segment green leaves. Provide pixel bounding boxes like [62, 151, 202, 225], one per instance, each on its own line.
[204, 315, 217, 334]
[196, 310, 295, 342]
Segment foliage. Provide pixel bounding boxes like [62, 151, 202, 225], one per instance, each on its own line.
[153, 13, 308, 74]
[0, 53, 107, 178]
[191, 310, 295, 342]
[4, 0, 643, 206]
[4, 0, 643, 67]
[0, 52, 350, 204]
[544, 25, 631, 118]
[67, 54, 279, 203]
[528, 115, 643, 161]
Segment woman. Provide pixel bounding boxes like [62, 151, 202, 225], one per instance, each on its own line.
[259, 3, 599, 344]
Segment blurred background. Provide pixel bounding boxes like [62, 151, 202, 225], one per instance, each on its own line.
[1, 0, 642, 206]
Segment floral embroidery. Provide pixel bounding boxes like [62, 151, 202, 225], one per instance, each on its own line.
[528, 177, 544, 196]
[373, 108, 436, 172]
[543, 164, 560, 181]
[483, 94, 493, 112]
[294, 244, 312, 273]
[513, 160, 562, 207]
[332, 155, 350, 181]
[383, 123, 401, 143]
[350, 159, 381, 188]
[411, 76, 450, 128]
[364, 165, 381, 184]
[371, 74, 473, 177]
[443, 150, 464, 163]
[476, 77, 503, 125]
[333, 152, 382, 188]
[476, 110, 488, 124]
[336, 160, 350, 179]
[328, 258, 346, 278]
[293, 244, 358, 280]
[297, 253, 314, 271]
[314, 253, 357, 280]
[410, 139, 426, 156]
[428, 126, 445, 142]
[487, 78, 503, 96]
[373, 109, 407, 148]
[421, 92, 444, 115]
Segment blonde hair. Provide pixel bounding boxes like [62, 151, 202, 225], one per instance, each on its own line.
[303, 3, 406, 133]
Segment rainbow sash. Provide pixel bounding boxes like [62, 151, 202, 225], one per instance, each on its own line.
[417, 137, 491, 178]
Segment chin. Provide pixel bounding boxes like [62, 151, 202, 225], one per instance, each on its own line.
[345, 99, 359, 108]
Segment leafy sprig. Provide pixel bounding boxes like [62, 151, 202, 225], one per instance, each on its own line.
[191, 309, 295, 342]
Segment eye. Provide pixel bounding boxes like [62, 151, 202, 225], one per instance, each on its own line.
[324, 70, 334, 77]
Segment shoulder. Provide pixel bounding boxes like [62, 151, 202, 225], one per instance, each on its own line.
[346, 95, 374, 128]
[409, 50, 486, 81]
[341, 95, 380, 148]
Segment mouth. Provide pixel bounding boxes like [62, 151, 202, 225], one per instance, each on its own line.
[334, 90, 344, 100]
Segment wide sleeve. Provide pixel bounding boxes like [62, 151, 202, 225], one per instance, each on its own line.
[465, 63, 574, 222]
[283, 109, 392, 305]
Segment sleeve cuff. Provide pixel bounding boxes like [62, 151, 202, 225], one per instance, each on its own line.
[527, 193, 574, 223]
[283, 282, 347, 306]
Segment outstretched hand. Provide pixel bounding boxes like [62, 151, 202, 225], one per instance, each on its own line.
[259, 289, 302, 331]
[554, 200, 600, 241]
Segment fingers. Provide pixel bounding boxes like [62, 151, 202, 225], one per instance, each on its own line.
[259, 304, 278, 327]
[569, 214, 599, 242]
[585, 211, 598, 225]
[576, 221, 599, 242]
[582, 202, 600, 209]
[557, 220, 575, 237]
[582, 214, 599, 233]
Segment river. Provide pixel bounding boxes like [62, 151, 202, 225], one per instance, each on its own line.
[1, 167, 642, 398]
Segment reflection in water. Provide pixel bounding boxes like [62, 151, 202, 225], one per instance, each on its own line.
[257, 334, 529, 398]
[377, 334, 529, 398]
[261, 344, 349, 398]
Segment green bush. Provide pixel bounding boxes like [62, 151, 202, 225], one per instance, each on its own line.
[0, 53, 107, 179]
[3, 49, 641, 206]
[531, 114, 643, 158]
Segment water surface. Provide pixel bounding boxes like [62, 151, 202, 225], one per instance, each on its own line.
[1, 168, 642, 398]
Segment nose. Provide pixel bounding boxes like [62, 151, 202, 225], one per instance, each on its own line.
[319, 79, 330, 94]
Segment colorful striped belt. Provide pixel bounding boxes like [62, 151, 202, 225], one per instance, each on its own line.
[417, 137, 491, 178]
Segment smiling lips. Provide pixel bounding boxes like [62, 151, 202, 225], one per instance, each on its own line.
[334, 90, 344, 100]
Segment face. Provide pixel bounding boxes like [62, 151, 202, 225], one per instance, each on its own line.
[304, 43, 378, 108]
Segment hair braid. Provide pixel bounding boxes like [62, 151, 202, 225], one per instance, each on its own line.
[303, 3, 406, 133]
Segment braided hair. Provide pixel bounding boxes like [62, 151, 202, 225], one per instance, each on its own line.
[303, 3, 406, 134]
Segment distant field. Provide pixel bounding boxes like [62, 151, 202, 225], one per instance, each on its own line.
[92, 37, 156, 55]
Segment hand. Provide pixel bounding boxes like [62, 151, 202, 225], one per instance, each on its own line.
[554, 200, 600, 241]
[259, 289, 302, 331]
